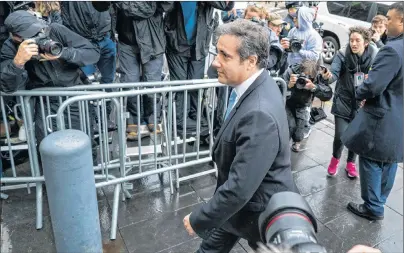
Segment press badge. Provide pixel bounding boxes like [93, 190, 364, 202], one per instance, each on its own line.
[354, 72, 365, 87]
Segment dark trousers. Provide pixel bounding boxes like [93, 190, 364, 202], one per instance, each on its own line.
[286, 103, 310, 142]
[333, 116, 357, 162]
[118, 42, 164, 124]
[359, 156, 398, 216]
[166, 51, 205, 126]
[197, 211, 260, 253]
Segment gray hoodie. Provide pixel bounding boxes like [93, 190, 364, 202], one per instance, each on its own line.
[287, 6, 322, 66]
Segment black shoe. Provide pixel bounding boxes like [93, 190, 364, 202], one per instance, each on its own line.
[347, 202, 384, 221]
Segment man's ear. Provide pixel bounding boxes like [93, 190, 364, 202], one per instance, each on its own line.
[248, 55, 258, 69]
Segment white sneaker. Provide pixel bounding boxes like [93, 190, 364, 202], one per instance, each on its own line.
[303, 128, 312, 139]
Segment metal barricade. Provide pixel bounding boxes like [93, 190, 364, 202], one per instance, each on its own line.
[1, 76, 286, 240]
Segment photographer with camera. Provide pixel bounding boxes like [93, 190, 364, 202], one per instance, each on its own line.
[0, 10, 100, 159]
[283, 59, 332, 152]
[280, 6, 322, 68]
[243, 5, 283, 72]
[322, 26, 378, 179]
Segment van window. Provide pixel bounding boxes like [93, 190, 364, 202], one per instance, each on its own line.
[377, 3, 389, 16]
[347, 2, 373, 22]
[327, 2, 349, 16]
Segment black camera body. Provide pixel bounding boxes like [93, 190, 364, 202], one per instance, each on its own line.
[258, 192, 327, 253]
[285, 37, 304, 53]
[291, 64, 308, 90]
[26, 31, 63, 57]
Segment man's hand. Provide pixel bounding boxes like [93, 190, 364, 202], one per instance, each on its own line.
[183, 214, 195, 236]
[14, 39, 38, 66]
[347, 244, 381, 253]
[371, 32, 381, 42]
[39, 53, 60, 62]
[288, 74, 297, 88]
[304, 79, 316, 90]
[281, 38, 290, 50]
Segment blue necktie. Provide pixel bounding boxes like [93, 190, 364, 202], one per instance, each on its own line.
[224, 89, 237, 120]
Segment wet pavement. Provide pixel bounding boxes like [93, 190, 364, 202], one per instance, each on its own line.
[1, 118, 403, 253]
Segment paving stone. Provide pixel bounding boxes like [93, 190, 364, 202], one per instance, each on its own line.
[326, 207, 403, 250]
[120, 203, 201, 253]
[386, 187, 403, 216]
[375, 229, 403, 253]
[304, 180, 362, 224]
[113, 185, 201, 229]
[293, 165, 348, 196]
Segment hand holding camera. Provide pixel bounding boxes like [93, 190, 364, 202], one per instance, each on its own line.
[321, 66, 332, 80]
[288, 73, 297, 88]
[281, 38, 290, 50]
[14, 39, 38, 66]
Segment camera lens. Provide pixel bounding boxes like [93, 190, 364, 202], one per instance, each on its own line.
[258, 192, 327, 253]
[48, 41, 63, 56]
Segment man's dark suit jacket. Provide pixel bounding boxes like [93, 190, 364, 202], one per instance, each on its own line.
[189, 70, 297, 242]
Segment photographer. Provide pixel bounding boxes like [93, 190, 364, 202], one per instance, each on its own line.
[0, 10, 100, 158]
[281, 6, 322, 67]
[322, 26, 378, 179]
[243, 5, 283, 71]
[283, 59, 332, 152]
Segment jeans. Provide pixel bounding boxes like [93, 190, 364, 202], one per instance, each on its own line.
[81, 35, 117, 84]
[359, 156, 398, 216]
[333, 116, 357, 162]
[286, 103, 310, 142]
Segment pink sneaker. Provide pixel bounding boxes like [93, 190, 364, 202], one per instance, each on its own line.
[346, 162, 359, 178]
[327, 157, 339, 176]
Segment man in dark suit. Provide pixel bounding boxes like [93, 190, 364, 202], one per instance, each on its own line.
[183, 19, 296, 252]
[342, 2, 403, 221]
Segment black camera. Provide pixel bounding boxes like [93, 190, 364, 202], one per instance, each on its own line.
[27, 31, 63, 57]
[291, 64, 309, 90]
[258, 192, 327, 253]
[290, 37, 303, 52]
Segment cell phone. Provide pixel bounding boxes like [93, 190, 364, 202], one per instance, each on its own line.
[320, 65, 328, 73]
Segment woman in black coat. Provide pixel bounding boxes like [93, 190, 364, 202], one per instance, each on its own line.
[322, 26, 378, 178]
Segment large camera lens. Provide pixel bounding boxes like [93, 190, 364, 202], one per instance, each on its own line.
[290, 39, 303, 53]
[258, 192, 327, 253]
[37, 38, 63, 56]
[295, 77, 307, 89]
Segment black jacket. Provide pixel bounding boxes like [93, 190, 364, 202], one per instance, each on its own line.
[0, 23, 100, 92]
[164, 1, 234, 60]
[342, 34, 403, 163]
[329, 43, 378, 120]
[283, 64, 333, 107]
[61, 1, 111, 42]
[189, 71, 296, 240]
[92, 1, 173, 65]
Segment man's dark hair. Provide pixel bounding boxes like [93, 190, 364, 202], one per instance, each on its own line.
[215, 19, 269, 69]
[389, 2, 404, 17]
[349, 26, 372, 44]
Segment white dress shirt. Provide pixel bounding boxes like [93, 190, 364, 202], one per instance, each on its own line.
[231, 68, 264, 109]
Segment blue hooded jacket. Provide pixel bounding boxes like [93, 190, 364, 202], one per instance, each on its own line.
[287, 6, 322, 66]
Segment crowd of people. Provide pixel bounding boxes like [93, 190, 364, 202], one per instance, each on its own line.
[0, 1, 403, 252]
